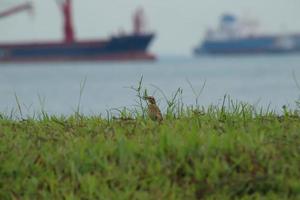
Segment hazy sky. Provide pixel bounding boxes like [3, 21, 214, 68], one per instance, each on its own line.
[1, 0, 300, 55]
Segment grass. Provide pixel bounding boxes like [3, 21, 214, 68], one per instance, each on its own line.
[1, 77, 300, 199]
[1, 100, 300, 200]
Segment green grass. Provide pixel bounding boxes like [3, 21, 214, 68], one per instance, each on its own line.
[1, 101, 300, 200]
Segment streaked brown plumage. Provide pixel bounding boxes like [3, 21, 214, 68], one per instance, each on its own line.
[145, 96, 163, 122]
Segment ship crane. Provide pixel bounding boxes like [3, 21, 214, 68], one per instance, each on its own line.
[55, 0, 75, 43]
[0, 2, 33, 19]
[133, 7, 146, 35]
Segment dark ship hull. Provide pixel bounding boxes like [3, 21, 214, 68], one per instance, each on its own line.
[194, 34, 300, 55]
[0, 34, 155, 62]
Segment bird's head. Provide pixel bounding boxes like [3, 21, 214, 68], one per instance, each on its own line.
[144, 96, 156, 104]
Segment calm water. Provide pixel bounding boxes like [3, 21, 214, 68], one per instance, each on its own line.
[1, 54, 300, 116]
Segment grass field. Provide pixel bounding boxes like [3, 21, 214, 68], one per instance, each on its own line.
[1, 96, 300, 200]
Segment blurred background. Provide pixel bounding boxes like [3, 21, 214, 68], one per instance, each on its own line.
[0, 0, 300, 116]
[1, 0, 300, 55]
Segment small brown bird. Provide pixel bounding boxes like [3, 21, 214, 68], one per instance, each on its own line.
[145, 96, 163, 122]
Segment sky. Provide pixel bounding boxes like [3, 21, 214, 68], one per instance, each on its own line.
[1, 0, 300, 56]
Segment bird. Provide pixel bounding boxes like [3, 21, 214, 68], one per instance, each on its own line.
[145, 96, 163, 123]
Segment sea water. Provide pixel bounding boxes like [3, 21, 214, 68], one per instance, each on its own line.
[0, 54, 300, 116]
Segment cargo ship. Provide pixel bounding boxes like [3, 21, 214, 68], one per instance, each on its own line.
[0, 0, 155, 62]
[194, 14, 300, 55]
